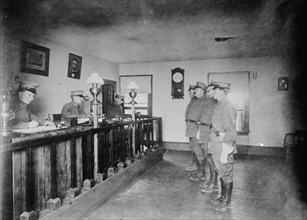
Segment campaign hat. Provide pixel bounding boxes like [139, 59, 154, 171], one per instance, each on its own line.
[194, 82, 207, 90]
[115, 92, 125, 100]
[211, 81, 231, 90]
[71, 90, 85, 97]
[71, 90, 90, 101]
[188, 84, 196, 91]
[18, 81, 39, 95]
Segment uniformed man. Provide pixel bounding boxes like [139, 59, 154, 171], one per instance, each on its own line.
[105, 92, 125, 120]
[61, 90, 91, 121]
[184, 84, 198, 172]
[208, 81, 237, 212]
[8, 81, 53, 129]
[185, 82, 207, 182]
[198, 82, 218, 192]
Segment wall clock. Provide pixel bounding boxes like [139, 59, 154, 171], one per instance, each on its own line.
[171, 67, 184, 99]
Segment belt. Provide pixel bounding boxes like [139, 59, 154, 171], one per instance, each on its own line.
[185, 119, 212, 128]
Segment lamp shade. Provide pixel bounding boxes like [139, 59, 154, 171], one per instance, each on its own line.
[126, 81, 139, 90]
[86, 72, 104, 84]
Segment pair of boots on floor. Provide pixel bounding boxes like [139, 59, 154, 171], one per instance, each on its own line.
[189, 155, 218, 193]
[186, 154, 233, 212]
[211, 178, 233, 212]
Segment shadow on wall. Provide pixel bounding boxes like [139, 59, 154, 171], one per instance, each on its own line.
[292, 5, 307, 205]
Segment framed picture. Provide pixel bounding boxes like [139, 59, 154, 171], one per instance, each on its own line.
[67, 53, 82, 79]
[20, 41, 50, 77]
[278, 77, 289, 91]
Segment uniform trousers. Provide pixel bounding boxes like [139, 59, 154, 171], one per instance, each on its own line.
[211, 153, 234, 184]
[201, 143, 216, 170]
[190, 137, 204, 162]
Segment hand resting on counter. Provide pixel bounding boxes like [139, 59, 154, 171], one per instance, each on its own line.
[28, 120, 39, 128]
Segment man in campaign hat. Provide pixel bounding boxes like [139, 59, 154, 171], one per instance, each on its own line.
[105, 92, 126, 120]
[185, 81, 208, 182]
[198, 82, 219, 193]
[184, 84, 198, 172]
[8, 81, 53, 129]
[188, 84, 196, 92]
[207, 81, 237, 212]
[61, 90, 91, 121]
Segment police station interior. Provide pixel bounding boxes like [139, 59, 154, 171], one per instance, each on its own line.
[1, 0, 307, 219]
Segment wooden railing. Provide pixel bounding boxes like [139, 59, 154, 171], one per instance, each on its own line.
[0, 117, 162, 220]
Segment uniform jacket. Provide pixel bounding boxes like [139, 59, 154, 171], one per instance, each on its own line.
[8, 98, 38, 129]
[184, 96, 197, 120]
[198, 97, 217, 144]
[208, 97, 237, 155]
[185, 95, 206, 137]
[106, 103, 124, 120]
[61, 101, 87, 121]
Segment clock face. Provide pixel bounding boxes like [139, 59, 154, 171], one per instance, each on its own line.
[172, 72, 183, 83]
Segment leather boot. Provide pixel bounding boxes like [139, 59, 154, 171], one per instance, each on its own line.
[200, 159, 206, 180]
[185, 152, 198, 171]
[190, 159, 205, 182]
[210, 178, 225, 205]
[201, 163, 217, 193]
[200, 165, 212, 189]
[215, 181, 233, 212]
[199, 159, 208, 188]
[211, 168, 217, 186]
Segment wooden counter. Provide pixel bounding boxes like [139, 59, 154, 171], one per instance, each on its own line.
[0, 117, 162, 220]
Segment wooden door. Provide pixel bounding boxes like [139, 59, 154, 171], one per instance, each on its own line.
[101, 80, 116, 115]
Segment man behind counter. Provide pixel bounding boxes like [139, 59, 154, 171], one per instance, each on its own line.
[105, 92, 125, 120]
[8, 81, 54, 129]
[61, 90, 91, 121]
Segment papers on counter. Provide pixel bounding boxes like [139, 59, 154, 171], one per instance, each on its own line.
[13, 125, 60, 134]
[78, 118, 90, 124]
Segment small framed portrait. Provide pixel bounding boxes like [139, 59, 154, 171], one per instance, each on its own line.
[278, 77, 289, 91]
[20, 41, 50, 77]
[67, 53, 82, 79]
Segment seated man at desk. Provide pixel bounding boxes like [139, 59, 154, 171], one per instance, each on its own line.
[105, 92, 125, 120]
[8, 81, 53, 129]
[61, 90, 91, 121]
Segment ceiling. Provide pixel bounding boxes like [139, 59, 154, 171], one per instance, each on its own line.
[1, 0, 303, 64]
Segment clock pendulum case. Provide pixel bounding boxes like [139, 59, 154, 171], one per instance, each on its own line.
[171, 67, 184, 99]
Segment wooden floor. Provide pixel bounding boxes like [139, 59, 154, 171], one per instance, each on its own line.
[86, 150, 307, 220]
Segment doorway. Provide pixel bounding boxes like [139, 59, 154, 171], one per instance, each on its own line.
[100, 79, 117, 115]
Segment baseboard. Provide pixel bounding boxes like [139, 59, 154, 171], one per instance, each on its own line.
[42, 146, 164, 219]
[163, 141, 285, 157]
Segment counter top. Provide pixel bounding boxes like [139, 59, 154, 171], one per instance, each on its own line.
[1, 117, 162, 152]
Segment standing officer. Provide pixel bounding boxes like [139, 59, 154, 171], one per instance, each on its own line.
[198, 82, 218, 192]
[208, 81, 237, 212]
[185, 82, 207, 182]
[61, 90, 91, 121]
[184, 84, 198, 172]
[8, 81, 53, 129]
[105, 92, 125, 120]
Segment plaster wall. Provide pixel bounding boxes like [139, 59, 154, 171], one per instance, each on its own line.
[3, 34, 119, 121]
[120, 57, 299, 147]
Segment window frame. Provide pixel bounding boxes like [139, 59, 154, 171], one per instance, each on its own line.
[119, 75, 153, 116]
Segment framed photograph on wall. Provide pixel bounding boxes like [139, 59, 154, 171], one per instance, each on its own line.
[20, 41, 50, 77]
[278, 77, 289, 91]
[67, 53, 82, 79]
